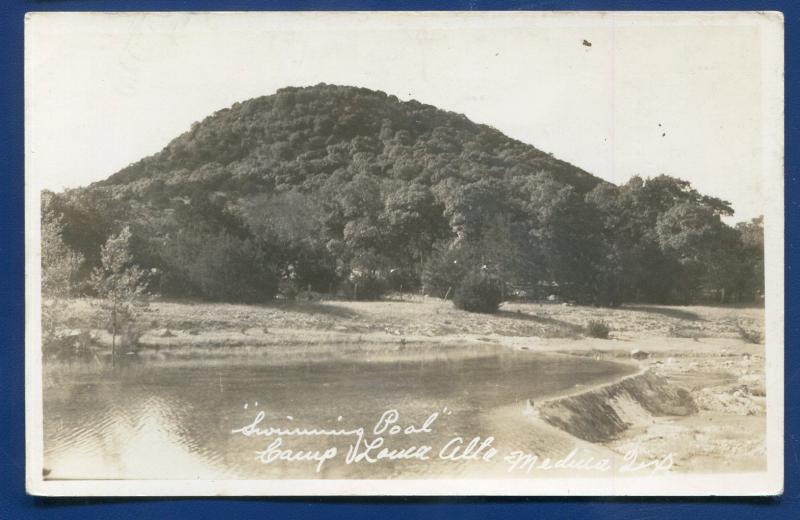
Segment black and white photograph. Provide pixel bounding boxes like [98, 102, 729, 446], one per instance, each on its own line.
[24, 11, 784, 496]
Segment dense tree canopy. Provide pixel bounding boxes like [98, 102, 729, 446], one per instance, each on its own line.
[42, 84, 764, 306]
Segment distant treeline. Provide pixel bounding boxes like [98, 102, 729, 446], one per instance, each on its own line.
[41, 84, 764, 306]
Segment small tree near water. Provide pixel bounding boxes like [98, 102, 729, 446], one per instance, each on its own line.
[91, 226, 149, 363]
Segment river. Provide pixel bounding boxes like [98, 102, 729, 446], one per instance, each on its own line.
[43, 345, 635, 480]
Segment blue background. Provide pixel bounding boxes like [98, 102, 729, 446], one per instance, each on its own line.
[1, 1, 796, 518]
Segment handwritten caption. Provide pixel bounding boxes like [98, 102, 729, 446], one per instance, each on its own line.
[230, 406, 674, 475]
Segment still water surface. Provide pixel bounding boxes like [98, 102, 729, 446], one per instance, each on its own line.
[43, 345, 634, 479]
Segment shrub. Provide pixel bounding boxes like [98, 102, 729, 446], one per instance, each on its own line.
[736, 321, 763, 344]
[452, 273, 503, 313]
[586, 319, 611, 339]
[669, 324, 703, 340]
[43, 329, 94, 360]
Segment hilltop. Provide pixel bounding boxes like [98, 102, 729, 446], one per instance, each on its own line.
[94, 83, 602, 199]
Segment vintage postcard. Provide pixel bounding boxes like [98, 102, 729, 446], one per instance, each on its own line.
[25, 11, 784, 496]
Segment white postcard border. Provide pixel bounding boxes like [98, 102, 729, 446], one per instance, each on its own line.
[23, 10, 785, 497]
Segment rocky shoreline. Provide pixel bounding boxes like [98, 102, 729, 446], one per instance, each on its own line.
[537, 344, 767, 474]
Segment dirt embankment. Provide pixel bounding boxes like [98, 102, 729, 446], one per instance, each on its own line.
[536, 369, 697, 443]
[526, 345, 766, 473]
[617, 349, 767, 473]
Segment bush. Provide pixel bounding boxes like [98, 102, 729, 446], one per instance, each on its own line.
[736, 321, 763, 344]
[43, 329, 94, 360]
[452, 273, 503, 313]
[586, 319, 611, 339]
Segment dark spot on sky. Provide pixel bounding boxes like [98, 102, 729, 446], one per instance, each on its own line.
[582, 39, 592, 47]
[662, 133, 666, 137]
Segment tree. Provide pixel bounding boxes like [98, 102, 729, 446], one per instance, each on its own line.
[43, 187, 124, 272]
[41, 200, 85, 350]
[41, 202, 84, 298]
[443, 178, 510, 244]
[421, 244, 471, 298]
[735, 216, 765, 301]
[592, 175, 737, 304]
[90, 226, 149, 363]
[523, 174, 606, 304]
[184, 232, 277, 303]
[442, 179, 532, 287]
[240, 191, 336, 294]
[380, 183, 449, 271]
[655, 202, 740, 303]
[46, 85, 763, 308]
[585, 184, 630, 306]
[320, 174, 393, 291]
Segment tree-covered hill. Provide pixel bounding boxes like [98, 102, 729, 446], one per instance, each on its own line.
[43, 84, 764, 307]
[95, 83, 602, 198]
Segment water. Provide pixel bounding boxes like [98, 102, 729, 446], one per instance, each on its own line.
[43, 345, 635, 480]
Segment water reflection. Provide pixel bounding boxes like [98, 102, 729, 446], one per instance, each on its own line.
[43, 346, 634, 480]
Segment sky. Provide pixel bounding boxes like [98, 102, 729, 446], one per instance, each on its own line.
[25, 12, 783, 223]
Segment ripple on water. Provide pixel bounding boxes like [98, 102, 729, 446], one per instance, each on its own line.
[43, 347, 634, 480]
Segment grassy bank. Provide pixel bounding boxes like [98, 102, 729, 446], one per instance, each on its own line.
[55, 295, 764, 351]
